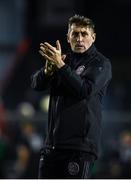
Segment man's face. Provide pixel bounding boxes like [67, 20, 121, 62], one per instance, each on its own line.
[67, 23, 96, 53]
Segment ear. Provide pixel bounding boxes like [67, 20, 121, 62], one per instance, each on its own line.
[67, 33, 70, 43]
[92, 33, 96, 42]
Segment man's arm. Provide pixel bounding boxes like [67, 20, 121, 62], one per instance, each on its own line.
[31, 67, 55, 91]
[31, 41, 59, 91]
[57, 59, 112, 99]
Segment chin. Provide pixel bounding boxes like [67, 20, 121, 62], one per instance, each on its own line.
[74, 49, 86, 53]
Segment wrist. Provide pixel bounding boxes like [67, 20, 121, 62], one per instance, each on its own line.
[57, 61, 65, 69]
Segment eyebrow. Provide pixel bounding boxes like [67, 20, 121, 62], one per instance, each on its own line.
[72, 31, 88, 34]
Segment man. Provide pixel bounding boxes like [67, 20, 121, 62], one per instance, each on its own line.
[31, 14, 112, 178]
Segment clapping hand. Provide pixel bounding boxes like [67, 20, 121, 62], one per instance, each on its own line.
[39, 40, 66, 72]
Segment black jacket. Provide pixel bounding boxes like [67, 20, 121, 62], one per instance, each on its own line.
[31, 44, 112, 159]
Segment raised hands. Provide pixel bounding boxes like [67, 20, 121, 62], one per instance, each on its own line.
[39, 40, 66, 70]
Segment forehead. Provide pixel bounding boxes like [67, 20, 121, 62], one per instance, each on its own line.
[69, 23, 91, 33]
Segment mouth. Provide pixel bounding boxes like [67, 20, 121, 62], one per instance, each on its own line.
[75, 44, 84, 48]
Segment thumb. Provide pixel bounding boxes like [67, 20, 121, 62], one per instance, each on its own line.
[56, 40, 61, 51]
[62, 54, 66, 61]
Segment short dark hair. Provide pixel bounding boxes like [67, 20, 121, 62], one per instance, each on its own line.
[68, 14, 95, 33]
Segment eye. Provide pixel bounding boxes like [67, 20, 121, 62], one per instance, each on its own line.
[81, 32, 88, 36]
[72, 32, 78, 37]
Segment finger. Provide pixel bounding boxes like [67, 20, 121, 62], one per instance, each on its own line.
[44, 42, 55, 52]
[40, 52, 54, 62]
[47, 61, 55, 66]
[45, 60, 48, 68]
[40, 45, 54, 57]
[40, 46, 46, 52]
[46, 60, 54, 69]
[40, 43, 44, 46]
[39, 50, 45, 56]
[39, 50, 49, 59]
[42, 44, 55, 56]
[56, 40, 61, 51]
[47, 66, 53, 71]
[46, 48, 54, 56]
[62, 54, 66, 61]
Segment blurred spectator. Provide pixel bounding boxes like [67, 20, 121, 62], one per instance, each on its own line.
[5, 144, 31, 178]
[0, 98, 9, 178]
[108, 152, 122, 178]
[0, 129, 8, 178]
[119, 131, 131, 162]
[20, 121, 43, 153]
[119, 131, 131, 178]
[0, 97, 7, 137]
[17, 102, 35, 119]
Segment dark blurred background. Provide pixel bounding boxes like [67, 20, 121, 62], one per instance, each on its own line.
[0, 0, 131, 178]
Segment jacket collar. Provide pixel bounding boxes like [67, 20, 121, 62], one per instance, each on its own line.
[66, 43, 97, 68]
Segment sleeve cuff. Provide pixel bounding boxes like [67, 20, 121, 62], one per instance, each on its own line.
[57, 64, 69, 74]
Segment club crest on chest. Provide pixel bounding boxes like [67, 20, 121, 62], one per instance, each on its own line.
[75, 65, 85, 75]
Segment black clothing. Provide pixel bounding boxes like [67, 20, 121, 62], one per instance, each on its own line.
[31, 44, 112, 159]
[38, 148, 94, 179]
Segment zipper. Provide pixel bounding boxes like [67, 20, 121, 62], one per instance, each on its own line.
[52, 96, 60, 149]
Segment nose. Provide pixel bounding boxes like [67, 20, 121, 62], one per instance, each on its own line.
[76, 33, 83, 42]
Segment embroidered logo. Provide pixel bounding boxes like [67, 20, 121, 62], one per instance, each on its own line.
[68, 162, 79, 175]
[98, 66, 103, 71]
[76, 65, 85, 75]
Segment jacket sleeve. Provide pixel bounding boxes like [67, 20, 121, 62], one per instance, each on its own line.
[58, 59, 112, 99]
[31, 68, 54, 91]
